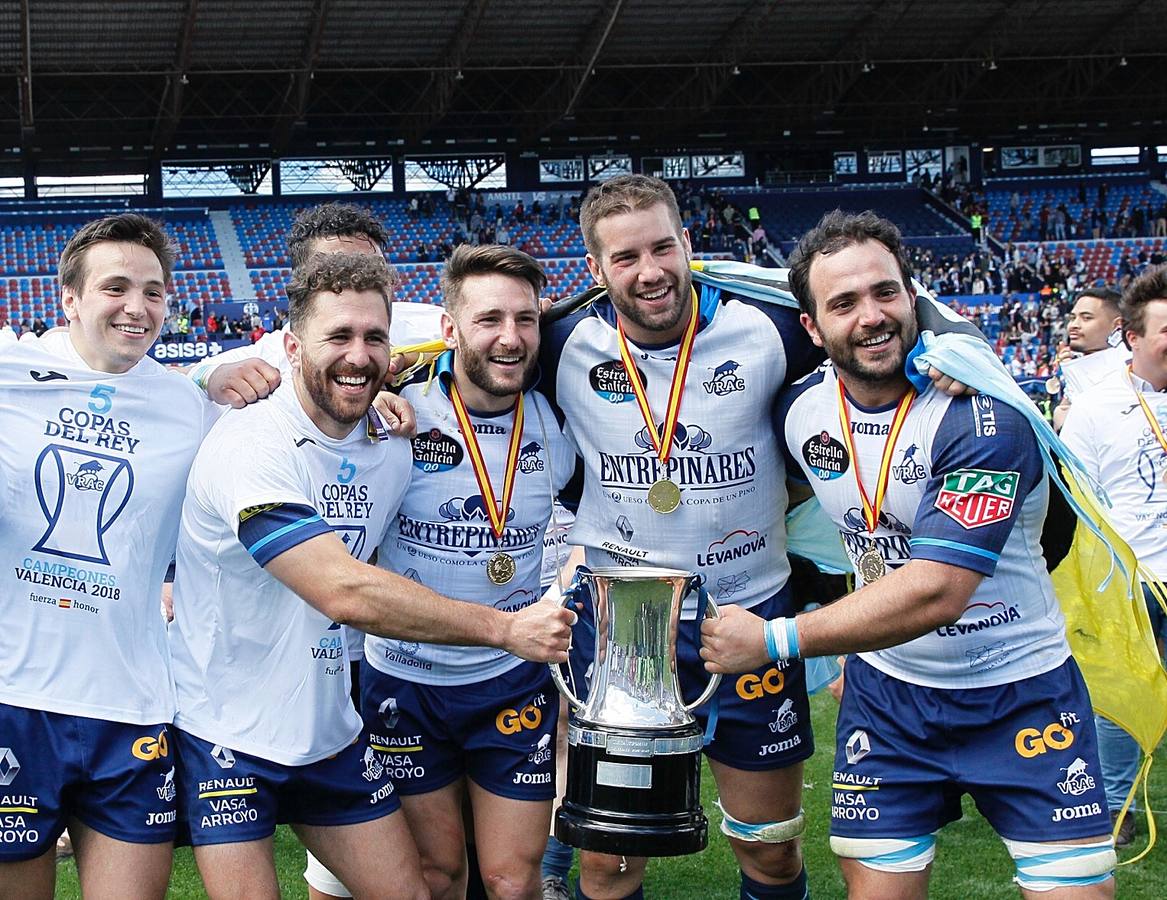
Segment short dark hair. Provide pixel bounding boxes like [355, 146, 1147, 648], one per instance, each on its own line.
[1074, 285, 1122, 318]
[287, 203, 389, 270]
[788, 210, 914, 319]
[59, 213, 176, 291]
[285, 252, 398, 331]
[1121, 265, 1167, 338]
[579, 174, 683, 257]
[440, 244, 546, 315]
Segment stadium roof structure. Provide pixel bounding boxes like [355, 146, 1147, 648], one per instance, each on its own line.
[0, 0, 1164, 170]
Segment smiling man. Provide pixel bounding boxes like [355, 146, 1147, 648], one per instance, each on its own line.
[167, 251, 574, 898]
[0, 214, 212, 900]
[701, 210, 1114, 899]
[309, 244, 576, 900]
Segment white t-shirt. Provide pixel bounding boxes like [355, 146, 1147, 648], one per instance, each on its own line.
[1061, 367, 1167, 578]
[0, 332, 211, 723]
[367, 361, 575, 685]
[170, 381, 411, 765]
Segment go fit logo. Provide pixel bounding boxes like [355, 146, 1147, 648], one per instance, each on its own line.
[131, 729, 169, 761]
[1014, 722, 1074, 758]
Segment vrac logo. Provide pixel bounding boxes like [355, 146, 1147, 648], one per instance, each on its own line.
[1057, 757, 1096, 796]
[518, 441, 545, 474]
[891, 444, 926, 484]
[703, 359, 746, 397]
[67, 460, 106, 491]
[156, 766, 176, 802]
[1015, 722, 1074, 758]
[132, 730, 169, 761]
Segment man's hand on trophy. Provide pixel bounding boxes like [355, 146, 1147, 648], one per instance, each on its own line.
[699, 605, 769, 674]
[502, 599, 578, 664]
[373, 391, 418, 438]
[208, 358, 282, 408]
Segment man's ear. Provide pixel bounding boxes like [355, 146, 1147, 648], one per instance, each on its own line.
[585, 254, 605, 288]
[284, 328, 301, 370]
[799, 312, 824, 348]
[440, 310, 458, 351]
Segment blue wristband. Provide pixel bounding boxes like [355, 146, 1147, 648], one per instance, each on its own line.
[763, 618, 783, 661]
[784, 617, 801, 660]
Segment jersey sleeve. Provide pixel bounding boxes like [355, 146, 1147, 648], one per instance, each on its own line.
[909, 395, 1044, 576]
[774, 370, 826, 484]
[198, 421, 331, 564]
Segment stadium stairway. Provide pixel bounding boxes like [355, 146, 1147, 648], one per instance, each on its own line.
[209, 210, 252, 300]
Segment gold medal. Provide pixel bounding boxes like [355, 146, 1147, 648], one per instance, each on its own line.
[857, 548, 886, 583]
[647, 478, 682, 514]
[1045, 376, 1062, 395]
[487, 552, 516, 586]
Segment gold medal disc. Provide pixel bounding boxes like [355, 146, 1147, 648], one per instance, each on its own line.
[487, 552, 516, 586]
[857, 548, 886, 583]
[647, 479, 682, 514]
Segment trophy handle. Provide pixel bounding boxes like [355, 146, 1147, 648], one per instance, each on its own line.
[548, 574, 588, 711]
[683, 585, 722, 713]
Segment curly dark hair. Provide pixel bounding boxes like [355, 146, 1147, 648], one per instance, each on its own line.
[285, 252, 399, 330]
[287, 202, 389, 270]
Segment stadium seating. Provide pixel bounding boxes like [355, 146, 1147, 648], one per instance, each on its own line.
[984, 175, 1161, 243]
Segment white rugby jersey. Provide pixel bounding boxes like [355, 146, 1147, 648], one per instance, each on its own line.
[541, 286, 823, 617]
[0, 331, 210, 723]
[170, 382, 410, 765]
[780, 365, 1069, 688]
[368, 354, 575, 685]
[1061, 367, 1167, 578]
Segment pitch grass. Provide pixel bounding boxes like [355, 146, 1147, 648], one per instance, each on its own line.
[56, 691, 1166, 898]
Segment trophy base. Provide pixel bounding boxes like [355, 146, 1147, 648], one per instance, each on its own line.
[555, 722, 707, 857]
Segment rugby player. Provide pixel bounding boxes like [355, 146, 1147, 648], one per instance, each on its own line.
[701, 210, 1115, 898]
[167, 252, 574, 898]
[0, 214, 213, 899]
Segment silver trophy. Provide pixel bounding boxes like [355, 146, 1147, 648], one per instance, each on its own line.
[550, 567, 720, 856]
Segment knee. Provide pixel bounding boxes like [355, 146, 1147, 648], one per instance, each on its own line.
[478, 864, 538, 900]
[732, 837, 803, 882]
[418, 857, 465, 900]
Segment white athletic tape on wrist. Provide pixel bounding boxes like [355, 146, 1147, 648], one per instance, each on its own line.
[717, 800, 805, 843]
[1003, 838, 1115, 892]
[830, 834, 936, 873]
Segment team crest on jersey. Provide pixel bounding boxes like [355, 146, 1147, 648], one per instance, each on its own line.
[412, 429, 464, 473]
[589, 360, 646, 403]
[934, 469, 1019, 529]
[802, 431, 849, 480]
[634, 422, 712, 453]
[891, 444, 926, 484]
[703, 360, 746, 396]
[518, 441, 544, 474]
[34, 445, 133, 566]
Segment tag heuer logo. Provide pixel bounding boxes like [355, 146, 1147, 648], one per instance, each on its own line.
[934, 469, 1019, 529]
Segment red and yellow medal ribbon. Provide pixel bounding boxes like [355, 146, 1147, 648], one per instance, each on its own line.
[1128, 365, 1167, 456]
[615, 290, 699, 464]
[836, 378, 916, 533]
[448, 381, 524, 538]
